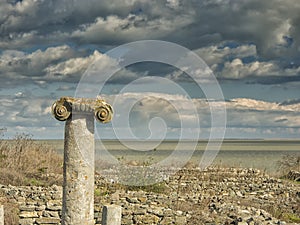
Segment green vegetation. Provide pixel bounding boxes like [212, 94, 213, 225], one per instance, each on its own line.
[282, 213, 300, 223]
[94, 188, 102, 197]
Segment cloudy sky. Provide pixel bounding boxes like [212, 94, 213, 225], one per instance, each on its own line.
[0, 0, 300, 139]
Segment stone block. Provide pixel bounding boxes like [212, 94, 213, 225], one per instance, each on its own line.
[0, 206, 3, 225]
[19, 218, 34, 225]
[102, 205, 122, 225]
[133, 214, 160, 224]
[36, 218, 61, 224]
[175, 216, 187, 225]
[19, 211, 38, 218]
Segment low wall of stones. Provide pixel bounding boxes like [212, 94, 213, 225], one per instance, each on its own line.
[1, 184, 187, 225]
[1, 168, 299, 225]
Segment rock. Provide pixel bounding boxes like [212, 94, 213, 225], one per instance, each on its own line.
[126, 197, 139, 204]
[35, 205, 46, 211]
[134, 208, 147, 215]
[48, 211, 59, 218]
[19, 218, 34, 225]
[148, 206, 164, 217]
[122, 218, 133, 225]
[111, 192, 119, 201]
[133, 214, 160, 224]
[160, 217, 173, 224]
[237, 222, 248, 225]
[175, 216, 187, 225]
[236, 191, 243, 197]
[19, 205, 36, 211]
[35, 218, 61, 224]
[138, 197, 147, 203]
[1, 167, 299, 225]
[19, 211, 38, 218]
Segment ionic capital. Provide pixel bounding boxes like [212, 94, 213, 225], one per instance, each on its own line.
[52, 96, 113, 123]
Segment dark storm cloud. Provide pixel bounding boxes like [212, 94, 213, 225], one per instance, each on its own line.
[0, 0, 191, 47]
[0, 0, 300, 85]
[0, 0, 298, 57]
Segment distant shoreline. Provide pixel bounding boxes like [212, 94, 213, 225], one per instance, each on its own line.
[28, 139, 300, 143]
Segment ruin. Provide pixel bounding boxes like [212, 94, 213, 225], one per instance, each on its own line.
[52, 97, 113, 225]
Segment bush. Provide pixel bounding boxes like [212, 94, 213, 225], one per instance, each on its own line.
[0, 190, 19, 225]
[0, 133, 63, 186]
[277, 153, 300, 175]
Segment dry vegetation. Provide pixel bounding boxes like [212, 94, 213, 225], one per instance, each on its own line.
[0, 131, 63, 224]
[277, 153, 300, 174]
[0, 128, 299, 224]
[0, 190, 19, 225]
[0, 133, 63, 186]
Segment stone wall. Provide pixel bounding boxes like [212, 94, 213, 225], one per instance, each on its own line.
[1, 168, 299, 225]
[1, 184, 187, 225]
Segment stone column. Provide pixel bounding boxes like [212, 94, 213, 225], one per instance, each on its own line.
[52, 97, 113, 225]
[0, 205, 3, 225]
[102, 205, 122, 225]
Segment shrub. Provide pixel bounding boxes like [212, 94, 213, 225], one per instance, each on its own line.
[0, 133, 63, 186]
[277, 153, 300, 176]
[0, 190, 19, 225]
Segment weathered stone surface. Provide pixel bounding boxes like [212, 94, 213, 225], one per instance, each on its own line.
[159, 216, 173, 225]
[175, 216, 187, 225]
[19, 205, 36, 211]
[19, 218, 34, 225]
[126, 197, 139, 204]
[133, 214, 160, 224]
[46, 201, 61, 211]
[102, 205, 121, 225]
[52, 97, 113, 123]
[1, 167, 299, 225]
[51, 96, 113, 225]
[147, 206, 164, 217]
[19, 211, 38, 218]
[36, 218, 61, 224]
[0, 205, 3, 225]
[62, 115, 95, 225]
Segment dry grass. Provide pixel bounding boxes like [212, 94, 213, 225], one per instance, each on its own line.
[276, 153, 300, 179]
[0, 190, 19, 225]
[0, 133, 63, 186]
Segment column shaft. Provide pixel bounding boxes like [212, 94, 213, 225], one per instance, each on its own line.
[62, 115, 95, 225]
[0, 205, 4, 225]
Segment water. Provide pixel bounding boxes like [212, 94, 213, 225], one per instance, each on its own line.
[40, 139, 300, 175]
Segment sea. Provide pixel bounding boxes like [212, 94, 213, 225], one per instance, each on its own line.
[39, 139, 300, 175]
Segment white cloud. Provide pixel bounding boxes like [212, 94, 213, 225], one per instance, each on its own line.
[221, 59, 279, 78]
[100, 92, 300, 139]
[71, 13, 192, 44]
[44, 50, 102, 79]
[194, 43, 300, 79]
[0, 45, 76, 77]
[0, 45, 143, 87]
[195, 44, 257, 66]
[1, 90, 299, 139]
[225, 98, 300, 130]
[1, 0, 300, 139]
